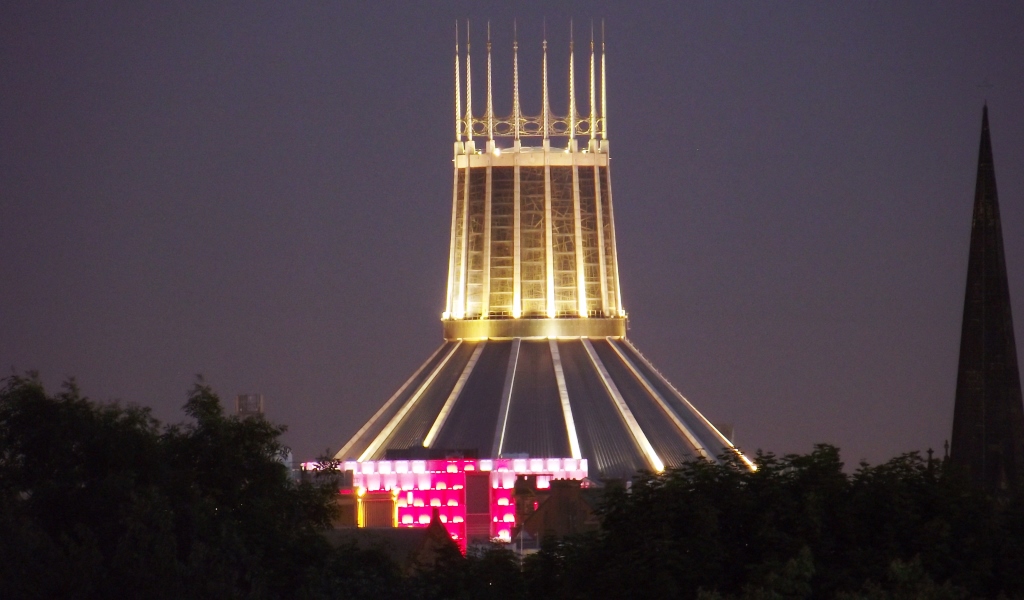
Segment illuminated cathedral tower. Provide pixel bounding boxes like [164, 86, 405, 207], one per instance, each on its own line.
[336, 25, 752, 480]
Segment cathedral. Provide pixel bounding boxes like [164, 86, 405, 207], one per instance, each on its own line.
[329, 26, 753, 540]
[330, 26, 752, 545]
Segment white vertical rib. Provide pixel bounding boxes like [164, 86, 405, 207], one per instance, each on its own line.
[593, 163, 608, 315]
[493, 338, 522, 456]
[424, 342, 485, 447]
[582, 339, 664, 472]
[621, 338, 756, 471]
[335, 344, 448, 460]
[544, 159, 555, 318]
[571, 158, 587, 317]
[512, 161, 521, 318]
[446, 164, 460, 316]
[358, 341, 463, 461]
[549, 340, 583, 460]
[481, 164, 492, 316]
[607, 340, 710, 460]
[603, 164, 623, 315]
[457, 162, 471, 318]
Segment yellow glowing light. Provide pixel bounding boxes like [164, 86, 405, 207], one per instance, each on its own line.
[356, 487, 366, 498]
[494, 147, 502, 156]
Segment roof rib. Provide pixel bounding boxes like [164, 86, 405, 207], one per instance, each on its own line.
[583, 338, 664, 472]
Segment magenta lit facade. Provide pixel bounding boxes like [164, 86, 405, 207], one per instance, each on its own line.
[343, 457, 586, 545]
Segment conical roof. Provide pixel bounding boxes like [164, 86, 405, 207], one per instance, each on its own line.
[337, 338, 745, 479]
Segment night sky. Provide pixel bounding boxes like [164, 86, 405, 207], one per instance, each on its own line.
[3, 2, 1023, 467]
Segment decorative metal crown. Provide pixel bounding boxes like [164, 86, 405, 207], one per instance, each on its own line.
[455, 20, 608, 141]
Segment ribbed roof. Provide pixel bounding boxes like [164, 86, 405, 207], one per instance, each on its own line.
[337, 337, 746, 480]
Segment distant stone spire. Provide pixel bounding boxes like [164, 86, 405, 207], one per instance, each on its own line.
[950, 105, 1024, 492]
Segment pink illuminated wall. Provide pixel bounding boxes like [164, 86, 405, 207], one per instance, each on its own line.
[309, 458, 587, 546]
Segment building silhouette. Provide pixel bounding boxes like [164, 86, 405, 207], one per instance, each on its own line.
[331, 28, 753, 546]
[950, 106, 1024, 491]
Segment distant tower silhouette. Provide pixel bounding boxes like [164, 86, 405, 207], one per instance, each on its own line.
[236, 393, 264, 418]
[950, 106, 1024, 491]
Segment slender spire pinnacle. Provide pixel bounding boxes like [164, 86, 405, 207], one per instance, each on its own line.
[512, 20, 520, 141]
[542, 22, 550, 140]
[589, 22, 596, 141]
[486, 21, 494, 140]
[465, 20, 473, 141]
[600, 20, 607, 140]
[568, 20, 576, 140]
[951, 105, 1024, 491]
[455, 21, 461, 141]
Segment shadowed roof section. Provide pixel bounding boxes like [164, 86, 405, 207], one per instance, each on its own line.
[337, 337, 749, 480]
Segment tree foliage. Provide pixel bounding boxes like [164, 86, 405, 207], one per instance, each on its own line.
[519, 446, 1024, 599]
[3, 374, 1023, 599]
[0, 374, 395, 599]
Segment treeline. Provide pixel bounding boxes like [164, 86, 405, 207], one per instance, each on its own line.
[530, 448, 1024, 600]
[2, 375, 1023, 599]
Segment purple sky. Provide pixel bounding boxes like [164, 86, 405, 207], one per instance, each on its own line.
[3, 2, 1023, 467]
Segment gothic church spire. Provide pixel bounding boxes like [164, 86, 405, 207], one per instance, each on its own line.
[950, 106, 1024, 491]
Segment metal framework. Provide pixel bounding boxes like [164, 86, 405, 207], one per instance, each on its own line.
[444, 22, 623, 334]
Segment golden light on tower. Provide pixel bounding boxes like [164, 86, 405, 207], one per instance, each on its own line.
[443, 21, 624, 339]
